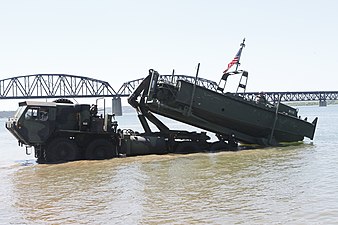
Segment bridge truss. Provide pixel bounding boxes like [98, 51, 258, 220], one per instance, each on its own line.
[244, 91, 338, 103]
[0, 74, 117, 99]
[0, 74, 337, 105]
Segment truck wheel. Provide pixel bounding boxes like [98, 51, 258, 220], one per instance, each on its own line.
[85, 139, 116, 160]
[45, 138, 79, 163]
[175, 142, 199, 154]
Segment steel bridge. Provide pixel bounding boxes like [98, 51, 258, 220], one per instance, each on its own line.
[0, 74, 337, 106]
[244, 91, 338, 106]
[0, 74, 117, 99]
[0, 74, 218, 99]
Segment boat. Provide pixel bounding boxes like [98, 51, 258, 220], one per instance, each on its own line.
[128, 40, 318, 146]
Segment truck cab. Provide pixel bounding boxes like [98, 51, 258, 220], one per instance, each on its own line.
[6, 101, 58, 146]
[6, 100, 119, 163]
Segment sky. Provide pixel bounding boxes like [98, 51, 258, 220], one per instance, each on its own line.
[1, 0, 338, 110]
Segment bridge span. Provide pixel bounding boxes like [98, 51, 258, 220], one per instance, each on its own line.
[1, 74, 337, 107]
[0, 74, 118, 99]
[244, 91, 338, 107]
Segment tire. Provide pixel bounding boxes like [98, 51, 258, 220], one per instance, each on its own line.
[85, 139, 116, 160]
[175, 142, 200, 154]
[35, 147, 47, 164]
[45, 137, 79, 163]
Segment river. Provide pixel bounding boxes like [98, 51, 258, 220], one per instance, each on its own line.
[0, 105, 338, 224]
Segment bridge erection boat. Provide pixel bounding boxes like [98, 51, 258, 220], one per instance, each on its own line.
[128, 40, 318, 147]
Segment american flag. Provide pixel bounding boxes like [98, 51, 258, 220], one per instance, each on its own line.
[223, 47, 243, 74]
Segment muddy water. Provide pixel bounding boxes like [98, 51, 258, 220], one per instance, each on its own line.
[1, 105, 338, 224]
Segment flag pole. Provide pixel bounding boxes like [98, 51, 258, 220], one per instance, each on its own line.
[235, 38, 246, 71]
[219, 38, 247, 92]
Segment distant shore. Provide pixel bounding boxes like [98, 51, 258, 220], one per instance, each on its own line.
[0, 111, 14, 118]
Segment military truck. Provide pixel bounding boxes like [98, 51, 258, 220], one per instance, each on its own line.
[6, 99, 215, 163]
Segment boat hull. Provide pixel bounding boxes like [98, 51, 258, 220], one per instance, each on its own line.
[146, 80, 317, 145]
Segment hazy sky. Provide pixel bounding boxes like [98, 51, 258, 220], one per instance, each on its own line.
[1, 0, 337, 109]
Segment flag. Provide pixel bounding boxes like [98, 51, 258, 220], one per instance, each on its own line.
[223, 47, 243, 74]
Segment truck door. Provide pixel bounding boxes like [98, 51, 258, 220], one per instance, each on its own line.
[20, 106, 55, 144]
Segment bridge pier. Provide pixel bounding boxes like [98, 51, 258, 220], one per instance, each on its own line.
[319, 99, 327, 107]
[112, 97, 122, 116]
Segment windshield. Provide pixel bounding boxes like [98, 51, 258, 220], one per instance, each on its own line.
[23, 107, 50, 121]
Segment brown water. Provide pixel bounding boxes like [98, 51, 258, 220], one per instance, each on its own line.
[1, 106, 338, 224]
